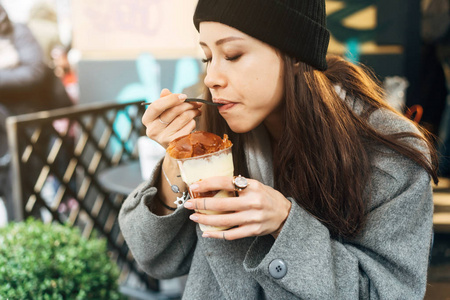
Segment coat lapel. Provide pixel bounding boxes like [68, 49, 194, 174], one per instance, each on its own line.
[198, 228, 261, 299]
[198, 125, 274, 298]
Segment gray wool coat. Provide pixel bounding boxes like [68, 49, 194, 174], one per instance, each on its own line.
[119, 91, 434, 299]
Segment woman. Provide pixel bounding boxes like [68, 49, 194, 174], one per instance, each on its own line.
[119, 0, 439, 299]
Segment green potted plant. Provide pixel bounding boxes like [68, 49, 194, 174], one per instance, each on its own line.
[0, 218, 125, 299]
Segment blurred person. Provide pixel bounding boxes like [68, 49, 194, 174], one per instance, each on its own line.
[27, 0, 62, 67]
[27, 0, 79, 104]
[0, 3, 47, 116]
[0, 3, 47, 220]
[0, 3, 72, 221]
[0, 3, 72, 114]
[0, 103, 11, 220]
[119, 0, 439, 299]
[0, 31, 19, 69]
[51, 45, 79, 103]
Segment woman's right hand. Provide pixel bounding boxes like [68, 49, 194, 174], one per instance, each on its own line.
[142, 88, 202, 148]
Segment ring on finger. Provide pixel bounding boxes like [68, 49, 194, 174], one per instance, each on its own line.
[232, 175, 249, 191]
[223, 232, 226, 241]
[158, 117, 170, 125]
[203, 198, 207, 211]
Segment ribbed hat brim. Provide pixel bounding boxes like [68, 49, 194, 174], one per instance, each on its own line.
[194, 0, 330, 70]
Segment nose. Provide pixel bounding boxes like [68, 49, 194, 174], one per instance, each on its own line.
[204, 62, 227, 89]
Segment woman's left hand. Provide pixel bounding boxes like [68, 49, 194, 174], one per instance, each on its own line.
[183, 176, 292, 240]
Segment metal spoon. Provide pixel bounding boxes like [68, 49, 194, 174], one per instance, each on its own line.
[140, 98, 223, 106]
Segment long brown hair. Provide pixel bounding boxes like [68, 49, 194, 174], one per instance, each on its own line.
[200, 54, 439, 238]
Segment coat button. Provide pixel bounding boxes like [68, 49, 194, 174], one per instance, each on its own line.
[269, 259, 287, 279]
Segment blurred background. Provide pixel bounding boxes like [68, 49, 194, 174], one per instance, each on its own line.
[0, 0, 449, 299]
[1, 0, 448, 137]
[0, 0, 443, 121]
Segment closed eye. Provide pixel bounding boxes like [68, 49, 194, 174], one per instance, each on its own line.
[225, 54, 242, 61]
[202, 54, 241, 64]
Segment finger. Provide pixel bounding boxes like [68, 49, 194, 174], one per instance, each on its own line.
[166, 119, 198, 142]
[184, 195, 260, 212]
[202, 224, 263, 241]
[190, 176, 255, 193]
[160, 88, 171, 98]
[189, 210, 259, 229]
[142, 93, 188, 124]
[164, 107, 201, 130]
[150, 107, 200, 142]
[159, 102, 202, 126]
[144, 102, 200, 135]
[144, 109, 199, 148]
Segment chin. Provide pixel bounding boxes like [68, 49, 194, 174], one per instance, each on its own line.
[226, 120, 258, 134]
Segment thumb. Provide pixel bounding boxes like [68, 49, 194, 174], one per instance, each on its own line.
[160, 88, 172, 98]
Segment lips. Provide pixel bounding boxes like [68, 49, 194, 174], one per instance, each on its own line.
[213, 98, 236, 112]
[213, 98, 234, 105]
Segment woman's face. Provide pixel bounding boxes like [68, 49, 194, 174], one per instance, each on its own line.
[199, 22, 284, 133]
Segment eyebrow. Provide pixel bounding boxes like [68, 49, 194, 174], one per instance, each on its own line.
[199, 36, 244, 47]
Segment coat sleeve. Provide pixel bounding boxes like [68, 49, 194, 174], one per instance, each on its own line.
[118, 160, 197, 279]
[0, 24, 46, 93]
[243, 151, 433, 300]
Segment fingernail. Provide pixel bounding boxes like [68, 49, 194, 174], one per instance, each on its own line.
[178, 94, 187, 100]
[189, 214, 199, 221]
[184, 201, 193, 209]
[189, 183, 199, 191]
[202, 233, 210, 238]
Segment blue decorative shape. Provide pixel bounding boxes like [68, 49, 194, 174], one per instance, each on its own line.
[113, 53, 161, 154]
[345, 38, 360, 63]
[172, 56, 200, 94]
[112, 54, 201, 155]
[117, 53, 161, 103]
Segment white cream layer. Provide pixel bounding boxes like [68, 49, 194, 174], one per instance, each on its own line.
[178, 152, 234, 185]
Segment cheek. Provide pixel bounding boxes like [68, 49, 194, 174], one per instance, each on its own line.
[226, 84, 283, 133]
[247, 67, 283, 108]
[224, 57, 284, 132]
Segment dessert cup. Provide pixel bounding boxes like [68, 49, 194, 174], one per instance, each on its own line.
[176, 146, 234, 231]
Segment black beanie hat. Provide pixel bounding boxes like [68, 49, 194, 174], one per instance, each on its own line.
[193, 0, 330, 71]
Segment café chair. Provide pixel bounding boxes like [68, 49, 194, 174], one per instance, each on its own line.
[5, 100, 176, 299]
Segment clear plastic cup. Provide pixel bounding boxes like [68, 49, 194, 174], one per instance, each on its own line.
[175, 146, 234, 231]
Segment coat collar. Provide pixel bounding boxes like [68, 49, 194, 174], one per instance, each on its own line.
[245, 124, 274, 188]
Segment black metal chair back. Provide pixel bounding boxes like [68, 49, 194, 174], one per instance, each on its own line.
[5, 100, 159, 292]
